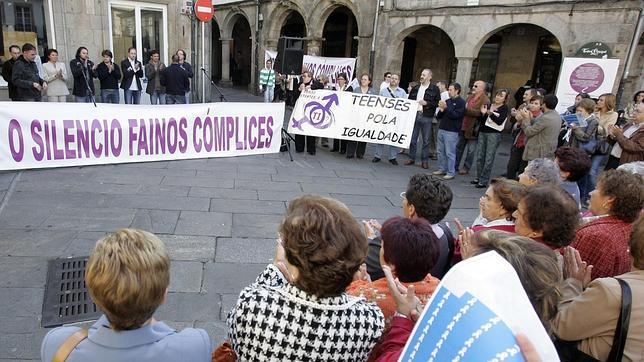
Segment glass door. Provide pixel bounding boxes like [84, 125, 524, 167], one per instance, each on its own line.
[108, 1, 168, 65]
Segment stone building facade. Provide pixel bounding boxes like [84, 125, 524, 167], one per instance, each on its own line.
[1, 0, 642, 106]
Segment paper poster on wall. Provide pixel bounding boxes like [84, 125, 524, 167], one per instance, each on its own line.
[400, 251, 558, 362]
[554, 57, 620, 113]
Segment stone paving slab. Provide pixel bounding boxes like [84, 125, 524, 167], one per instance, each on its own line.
[0, 256, 48, 288]
[209, 199, 286, 215]
[159, 235, 217, 261]
[215, 238, 275, 264]
[169, 261, 204, 293]
[174, 211, 232, 237]
[130, 209, 181, 234]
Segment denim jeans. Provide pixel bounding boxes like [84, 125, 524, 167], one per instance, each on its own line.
[124, 89, 141, 104]
[165, 94, 186, 104]
[589, 154, 607, 189]
[408, 113, 433, 162]
[263, 86, 274, 103]
[150, 90, 166, 105]
[455, 131, 478, 172]
[437, 130, 459, 176]
[101, 89, 119, 104]
[374, 143, 399, 160]
[75, 95, 93, 103]
[430, 118, 439, 157]
[475, 132, 502, 185]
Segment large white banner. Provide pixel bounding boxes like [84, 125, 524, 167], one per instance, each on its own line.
[288, 90, 417, 148]
[303, 55, 356, 87]
[0, 102, 284, 170]
[555, 57, 620, 113]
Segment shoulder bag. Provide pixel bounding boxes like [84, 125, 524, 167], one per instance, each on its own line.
[554, 278, 632, 362]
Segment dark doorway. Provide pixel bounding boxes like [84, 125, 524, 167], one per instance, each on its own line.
[322, 7, 358, 58]
[472, 24, 562, 96]
[231, 16, 252, 86]
[211, 20, 222, 82]
[399, 26, 456, 90]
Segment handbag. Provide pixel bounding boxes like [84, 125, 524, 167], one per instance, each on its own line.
[580, 135, 598, 155]
[594, 136, 611, 155]
[555, 278, 632, 362]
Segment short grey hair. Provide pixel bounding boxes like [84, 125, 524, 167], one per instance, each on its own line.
[617, 161, 644, 176]
[525, 158, 561, 185]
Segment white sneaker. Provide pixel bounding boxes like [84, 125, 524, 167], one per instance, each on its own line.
[432, 170, 446, 176]
[443, 174, 455, 180]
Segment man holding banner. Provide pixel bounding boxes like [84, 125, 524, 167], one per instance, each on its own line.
[374, 74, 407, 165]
[405, 69, 441, 169]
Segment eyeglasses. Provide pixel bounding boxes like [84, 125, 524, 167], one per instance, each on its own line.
[400, 191, 407, 199]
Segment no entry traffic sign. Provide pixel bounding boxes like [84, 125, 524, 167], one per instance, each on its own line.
[194, 0, 213, 22]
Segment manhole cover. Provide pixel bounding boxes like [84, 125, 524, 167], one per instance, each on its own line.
[41, 256, 102, 328]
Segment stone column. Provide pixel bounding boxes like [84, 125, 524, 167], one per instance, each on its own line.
[307, 38, 323, 56]
[455, 56, 474, 92]
[220, 38, 232, 86]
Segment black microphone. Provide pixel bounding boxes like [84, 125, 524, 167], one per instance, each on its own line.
[200, 67, 206, 71]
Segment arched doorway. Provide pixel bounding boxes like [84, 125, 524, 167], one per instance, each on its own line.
[399, 26, 456, 91]
[471, 24, 562, 98]
[231, 15, 252, 86]
[322, 6, 358, 58]
[211, 20, 222, 82]
[280, 11, 306, 38]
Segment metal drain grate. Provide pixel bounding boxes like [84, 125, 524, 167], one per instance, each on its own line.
[41, 256, 102, 327]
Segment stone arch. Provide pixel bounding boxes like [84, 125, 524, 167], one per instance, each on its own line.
[221, 10, 253, 39]
[469, 22, 564, 94]
[266, 4, 309, 41]
[308, 0, 361, 38]
[469, 19, 567, 59]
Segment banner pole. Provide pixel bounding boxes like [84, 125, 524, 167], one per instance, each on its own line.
[201, 21, 206, 103]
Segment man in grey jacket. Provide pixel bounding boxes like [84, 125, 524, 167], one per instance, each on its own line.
[521, 94, 561, 167]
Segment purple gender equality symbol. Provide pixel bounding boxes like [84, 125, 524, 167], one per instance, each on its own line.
[291, 93, 339, 130]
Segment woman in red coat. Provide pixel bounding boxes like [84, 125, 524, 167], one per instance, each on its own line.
[571, 169, 643, 279]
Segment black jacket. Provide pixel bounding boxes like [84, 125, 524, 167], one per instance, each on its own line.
[69, 58, 96, 97]
[11, 55, 44, 101]
[96, 62, 121, 90]
[408, 83, 441, 118]
[160, 64, 190, 95]
[120, 58, 144, 90]
[1, 58, 18, 100]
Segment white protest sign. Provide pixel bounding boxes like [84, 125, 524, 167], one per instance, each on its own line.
[555, 57, 620, 113]
[264, 50, 277, 68]
[401, 251, 558, 362]
[287, 89, 417, 148]
[302, 55, 356, 87]
[0, 102, 284, 170]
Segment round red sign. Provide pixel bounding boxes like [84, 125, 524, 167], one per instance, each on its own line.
[194, 0, 214, 22]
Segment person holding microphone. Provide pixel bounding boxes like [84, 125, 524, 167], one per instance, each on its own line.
[70, 46, 97, 103]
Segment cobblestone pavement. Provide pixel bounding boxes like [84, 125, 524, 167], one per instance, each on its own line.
[0, 88, 511, 360]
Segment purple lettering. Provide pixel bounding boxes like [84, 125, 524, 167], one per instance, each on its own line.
[50, 120, 65, 160]
[178, 117, 188, 153]
[203, 116, 213, 152]
[128, 119, 138, 156]
[8, 119, 24, 162]
[110, 119, 122, 157]
[193, 117, 203, 152]
[154, 119, 166, 154]
[31, 120, 44, 161]
[226, 117, 235, 151]
[137, 119, 149, 156]
[265, 116, 273, 147]
[76, 120, 90, 158]
[63, 120, 76, 159]
[167, 118, 178, 154]
[91, 119, 103, 158]
[248, 116, 257, 149]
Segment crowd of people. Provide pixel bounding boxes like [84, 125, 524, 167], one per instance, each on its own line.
[266, 64, 643, 199]
[40, 164, 642, 360]
[1, 43, 194, 104]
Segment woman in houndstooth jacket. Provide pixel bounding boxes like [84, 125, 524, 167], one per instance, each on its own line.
[227, 195, 385, 361]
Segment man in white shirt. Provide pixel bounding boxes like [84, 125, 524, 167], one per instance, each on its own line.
[379, 72, 391, 91]
[120, 47, 144, 104]
[404, 69, 441, 169]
